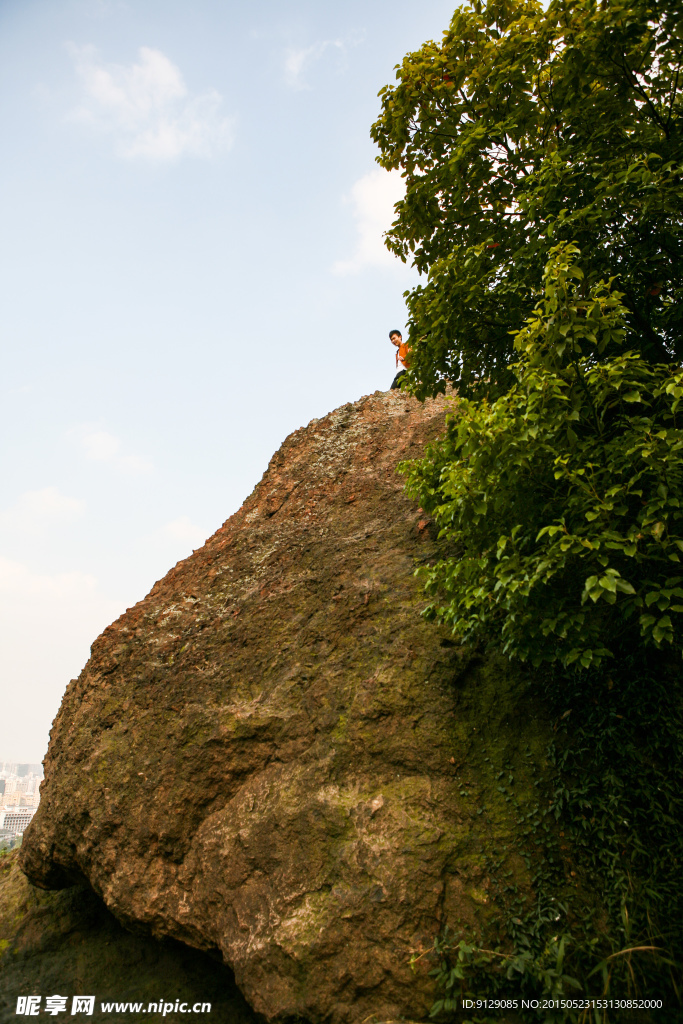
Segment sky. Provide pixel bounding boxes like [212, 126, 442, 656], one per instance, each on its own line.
[0, 0, 456, 762]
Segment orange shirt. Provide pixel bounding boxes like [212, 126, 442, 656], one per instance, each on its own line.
[397, 340, 411, 369]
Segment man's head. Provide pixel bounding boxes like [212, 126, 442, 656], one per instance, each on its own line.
[389, 330, 402, 347]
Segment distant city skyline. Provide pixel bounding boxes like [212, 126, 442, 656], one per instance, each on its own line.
[0, 762, 43, 839]
[0, 762, 44, 776]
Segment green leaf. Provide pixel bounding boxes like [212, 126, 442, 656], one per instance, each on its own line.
[599, 575, 617, 594]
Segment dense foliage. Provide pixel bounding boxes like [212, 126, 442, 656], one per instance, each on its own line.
[404, 245, 683, 667]
[372, 0, 683, 399]
[425, 657, 683, 1020]
[374, 0, 683, 1015]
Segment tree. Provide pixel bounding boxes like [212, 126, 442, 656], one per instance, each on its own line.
[371, 0, 683, 400]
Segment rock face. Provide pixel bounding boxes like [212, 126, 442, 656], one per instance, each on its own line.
[21, 390, 543, 1023]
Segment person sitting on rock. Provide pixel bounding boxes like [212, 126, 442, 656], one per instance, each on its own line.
[389, 330, 410, 390]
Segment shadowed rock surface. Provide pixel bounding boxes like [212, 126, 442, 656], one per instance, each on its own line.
[0, 850, 259, 1023]
[20, 390, 552, 1023]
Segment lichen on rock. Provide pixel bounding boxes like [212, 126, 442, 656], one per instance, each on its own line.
[20, 390, 553, 1023]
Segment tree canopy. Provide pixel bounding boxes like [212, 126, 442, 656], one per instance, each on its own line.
[372, 0, 683, 399]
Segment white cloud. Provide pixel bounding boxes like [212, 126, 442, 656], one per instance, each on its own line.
[77, 428, 152, 474]
[0, 557, 97, 601]
[82, 430, 120, 461]
[284, 39, 344, 89]
[159, 515, 207, 549]
[333, 169, 407, 276]
[68, 44, 234, 160]
[0, 487, 85, 534]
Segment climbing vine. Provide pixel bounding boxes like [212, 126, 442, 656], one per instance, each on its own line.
[416, 656, 683, 1022]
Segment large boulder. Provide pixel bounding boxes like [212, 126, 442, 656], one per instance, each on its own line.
[21, 390, 546, 1023]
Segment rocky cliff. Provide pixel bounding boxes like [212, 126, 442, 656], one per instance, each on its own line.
[20, 390, 554, 1023]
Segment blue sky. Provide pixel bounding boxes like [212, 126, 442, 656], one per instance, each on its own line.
[0, 0, 455, 760]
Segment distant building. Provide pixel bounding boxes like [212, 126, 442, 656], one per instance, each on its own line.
[0, 764, 43, 819]
[0, 807, 36, 835]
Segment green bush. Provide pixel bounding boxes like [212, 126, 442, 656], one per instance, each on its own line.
[403, 245, 683, 668]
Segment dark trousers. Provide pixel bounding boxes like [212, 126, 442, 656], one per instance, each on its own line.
[390, 370, 407, 390]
